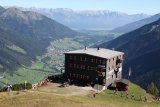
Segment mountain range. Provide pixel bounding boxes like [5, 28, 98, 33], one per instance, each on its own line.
[0, 6, 82, 73]
[0, 7, 80, 38]
[98, 18, 160, 89]
[1, 5, 160, 90]
[16, 7, 149, 30]
[112, 13, 160, 33]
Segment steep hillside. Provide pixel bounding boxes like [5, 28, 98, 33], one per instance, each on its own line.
[124, 49, 160, 88]
[0, 7, 83, 73]
[18, 7, 149, 30]
[112, 13, 160, 33]
[0, 26, 56, 73]
[0, 28, 33, 72]
[98, 19, 160, 89]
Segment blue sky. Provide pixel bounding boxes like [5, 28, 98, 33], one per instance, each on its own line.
[0, 0, 159, 15]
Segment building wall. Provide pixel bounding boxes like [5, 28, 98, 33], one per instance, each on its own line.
[65, 54, 106, 85]
[105, 54, 123, 87]
[65, 53, 124, 87]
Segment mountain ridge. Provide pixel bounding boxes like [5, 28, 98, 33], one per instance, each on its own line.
[0, 7, 81, 38]
[14, 7, 150, 30]
[112, 13, 160, 33]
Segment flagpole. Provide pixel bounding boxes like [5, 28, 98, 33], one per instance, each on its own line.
[128, 67, 131, 80]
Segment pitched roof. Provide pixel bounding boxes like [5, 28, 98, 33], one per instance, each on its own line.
[64, 48, 124, 59]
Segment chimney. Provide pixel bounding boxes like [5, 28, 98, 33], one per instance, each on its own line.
[112, 48, 115, 51]
[97, 47, 100, 50]
[84, 46, 87, 50]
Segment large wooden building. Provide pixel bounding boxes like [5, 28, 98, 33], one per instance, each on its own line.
[64, 47, 124, 89]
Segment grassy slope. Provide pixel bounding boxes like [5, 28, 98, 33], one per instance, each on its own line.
[0, 60, 57, 86]
[0, 38, 83, 87]
[0, 83, 159, 107]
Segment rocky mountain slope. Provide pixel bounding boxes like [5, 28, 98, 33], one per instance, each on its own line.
[17, 7, 149, 30]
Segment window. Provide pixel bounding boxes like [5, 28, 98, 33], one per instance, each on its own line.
[109, 59, 110, 62]
[90, 67, 94, 70]
[87, 66, 90, 70]
[82, 75, 85, 79]
[73, 73, 75, 77]
[91, 58, 93, 62]
[76, 74, 79, 78]
[102, 60, 106, 64]
[100, 68, 104, 72]
[95, 67, 97, 71]
[70, 56, 72, 60]
[74, 56, 76, 60]
[108, 67, 110, 71]
[82, 65, 85, 69]
[81, 75, 83, 79]
[84, 75, 86, 78]
[69, 63, 72, 67]
[99, 60, 101, 64]
[95, 59, 98, 63]
[76, 64, 79, 68]
[80, 65, 83, 69]
[80, 57, 83, 61]
[117, 56, 119, 59]
[80, 65, 85, 69]
[74, 64, 76, 68]
[86, 76, 89, 79]
[84, 57, 87, 61]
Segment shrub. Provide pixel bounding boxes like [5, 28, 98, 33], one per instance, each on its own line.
[25, 83, 32, 89]
[0, 85, 2, 92]
[147, 82, 159, 96]
[12, 84, 22, 91]
[12, 82, 32, 91]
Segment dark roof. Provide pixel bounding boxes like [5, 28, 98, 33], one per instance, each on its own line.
[116, 79, 130, 85]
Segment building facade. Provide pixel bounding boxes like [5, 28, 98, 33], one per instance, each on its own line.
[64, 48, 124, 89]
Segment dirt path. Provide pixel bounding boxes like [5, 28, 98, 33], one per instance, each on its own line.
[33, 82, 96, 96]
